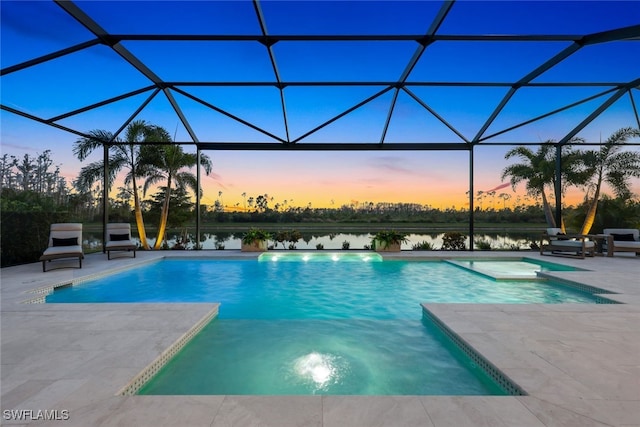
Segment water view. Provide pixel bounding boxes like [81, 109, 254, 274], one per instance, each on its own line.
[82, 230, 541, 251]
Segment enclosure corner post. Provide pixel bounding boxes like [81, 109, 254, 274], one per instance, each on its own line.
[102, 143, 109, 253]
[469, 147, 474, 251]
[196, 147, 201, 250]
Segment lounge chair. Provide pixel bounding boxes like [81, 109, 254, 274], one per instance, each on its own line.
[39, 223, 84, 272]
[105, 223, 137, 260]
[540, 228, 595, 259]
[602, 228, 640, 257]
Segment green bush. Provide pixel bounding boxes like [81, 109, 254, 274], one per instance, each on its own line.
[412, 241, 435, 250]
[441, 232, 466, 250]
[474, 238, 492, 250]
[1, 212, 69, 266]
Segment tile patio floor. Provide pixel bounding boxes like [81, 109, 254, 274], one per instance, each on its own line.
[1, 250, 639, 426]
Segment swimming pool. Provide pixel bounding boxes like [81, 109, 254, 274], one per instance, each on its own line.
[44, 256, 609, 395]
[45, 256, 603, 308]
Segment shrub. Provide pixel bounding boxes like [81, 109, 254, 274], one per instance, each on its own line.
[412, 241, 434, 251]
[275, 229, 302, 249]
[342, 240, 350, 250]
[474, 238, 492, 251]
[441, 232, 466, 250]
[1, 211, 69, 266]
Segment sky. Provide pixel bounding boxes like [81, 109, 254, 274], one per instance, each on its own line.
[1, 0, 639, 210]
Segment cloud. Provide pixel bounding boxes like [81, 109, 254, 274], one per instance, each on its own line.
[484, 182, 511, 193]
[205, 172, 228, 190]
[357, 177, 388, 186]
[366, 156, 416, 175]
[0, 143, 38, 152]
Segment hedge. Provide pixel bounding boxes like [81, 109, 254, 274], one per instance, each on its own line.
[1, 212, 69, 267]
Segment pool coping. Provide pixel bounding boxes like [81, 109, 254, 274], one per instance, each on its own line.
[117, 305, 220, 396]
[2, 250, 640, 426]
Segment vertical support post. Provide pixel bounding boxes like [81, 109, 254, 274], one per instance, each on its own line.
[102, 143, 109, 253]
[469, 147, 474, 251]
[555, 144, 563, 228]
[196, 147, 201, 250]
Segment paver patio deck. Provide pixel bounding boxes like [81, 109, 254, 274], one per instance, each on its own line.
[1, 250, 639, 426]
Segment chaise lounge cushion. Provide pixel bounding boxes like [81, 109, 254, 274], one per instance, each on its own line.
[545, 228, 595, 248]
[41, 246, 83, 257]
[546, 239, 595, 249]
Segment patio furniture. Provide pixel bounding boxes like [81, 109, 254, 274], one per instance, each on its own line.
[106, 223, 137, 260]
[540, 228, 595, 259]
[39, 223, 84, 272]
[602, 228, 640, 257]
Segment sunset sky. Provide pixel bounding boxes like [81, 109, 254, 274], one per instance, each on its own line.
[1, 0, 639, 210]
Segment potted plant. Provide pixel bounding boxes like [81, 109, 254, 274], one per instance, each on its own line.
[372, 230, 408, 252]
[241, 228, 271, 252]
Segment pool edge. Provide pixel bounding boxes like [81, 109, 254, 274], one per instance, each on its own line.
[116, 304, 220, 396]
[421, 304, 527, 397]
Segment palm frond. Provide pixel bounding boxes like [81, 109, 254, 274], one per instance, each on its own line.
[142, 173, 165, 196]
[124, 120, 150, 143]
[75, 160, 119, 191]
[199, 152, 213, 175]
[73, 130, 115, 161]
[175, 172, 198, 194]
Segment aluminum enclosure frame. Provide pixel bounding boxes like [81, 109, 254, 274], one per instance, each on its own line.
[2, 0, 640, 248]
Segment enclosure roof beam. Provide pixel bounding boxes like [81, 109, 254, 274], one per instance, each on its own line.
[558, 77, 640, 146]
[253, 0, 291, 143]
[196, 142, 470, 151]
[55, 0, 165, 86]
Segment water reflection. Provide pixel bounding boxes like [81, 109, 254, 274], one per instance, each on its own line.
[82, 230, 538, 251]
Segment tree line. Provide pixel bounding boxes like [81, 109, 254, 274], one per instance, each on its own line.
[2, 123, 639, 263]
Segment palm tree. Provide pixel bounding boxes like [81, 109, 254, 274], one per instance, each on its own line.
[141, 139, 213, 249]
[73, 120, 166, 249]
[578, 127, 640, 235]
[501, 141, 585, 228]
[498, 192, 512, 210]
[475, 190, 484, 210]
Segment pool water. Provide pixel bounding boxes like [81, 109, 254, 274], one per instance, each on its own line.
[45, 257, 602, 395]
[46, 258, 599, 309]
[139, 318, 504, 395]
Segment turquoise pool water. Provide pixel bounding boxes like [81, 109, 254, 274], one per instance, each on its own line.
[138, 317, 504, 395]
[45, 256, 603, 395]
[46, 257, 599, 308]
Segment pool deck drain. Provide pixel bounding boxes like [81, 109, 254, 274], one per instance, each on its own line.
[2, 250, 640, 426]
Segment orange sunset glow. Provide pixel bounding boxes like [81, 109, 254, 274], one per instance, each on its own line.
[191, 149, 635, 211]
